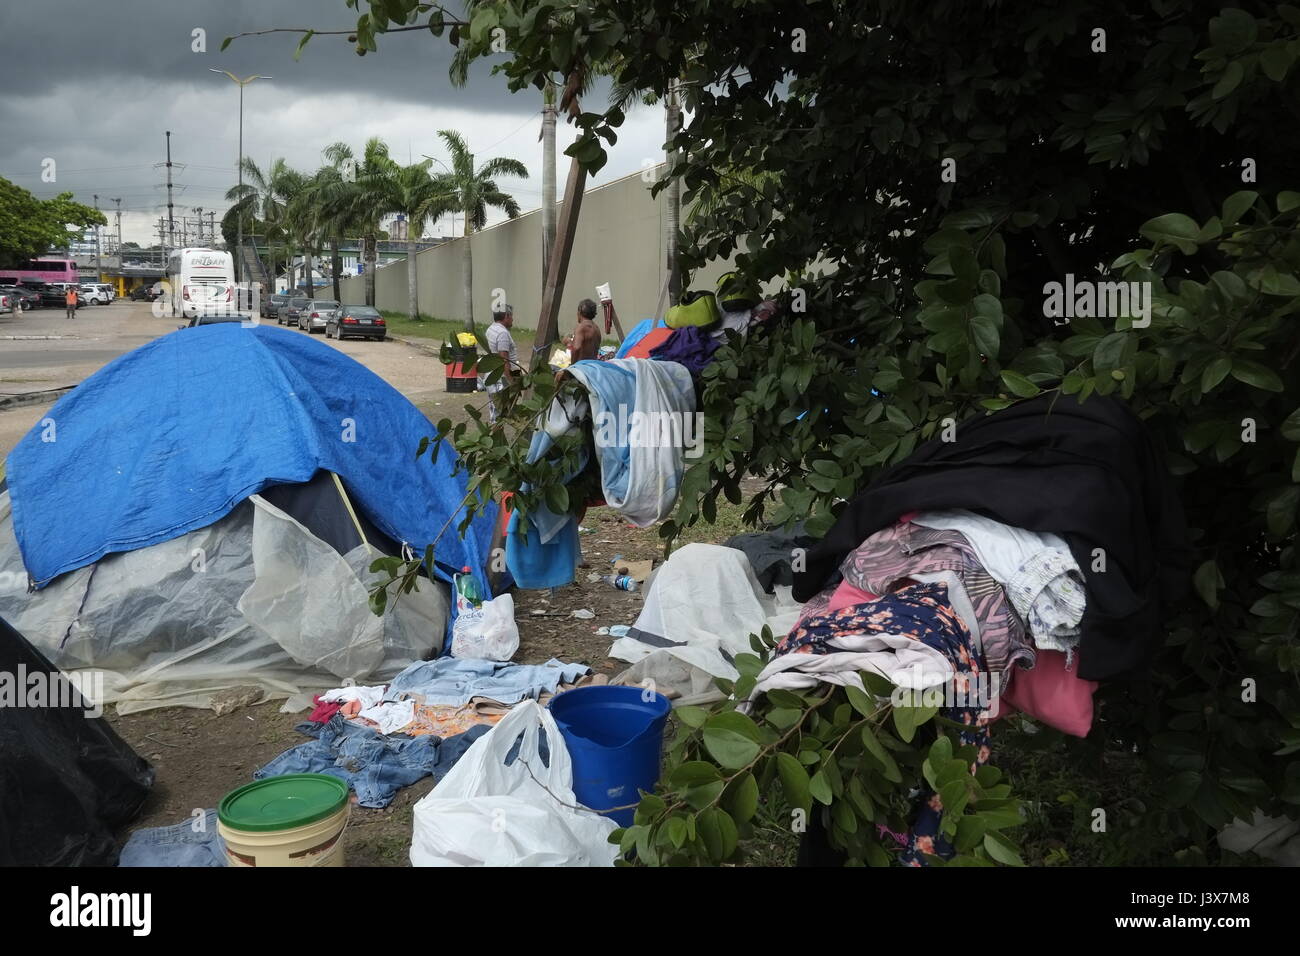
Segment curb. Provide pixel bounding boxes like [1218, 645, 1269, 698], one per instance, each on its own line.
[0, 335, 76, 341]
[391, 334, 444, 357]
[0, 386, 75, 412]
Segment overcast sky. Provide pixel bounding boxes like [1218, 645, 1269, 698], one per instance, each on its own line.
[0, 0, 667, 245]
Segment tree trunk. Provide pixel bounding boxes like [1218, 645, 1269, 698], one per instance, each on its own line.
[461, 213, 474, 334]
[407, 236, 419, 322]
[365, 233, 376, 307]
[331, 237, 341, 302]
[665, 81, 682, 307]
[304, 244, 315, 297]
[542, 82, 557, 284]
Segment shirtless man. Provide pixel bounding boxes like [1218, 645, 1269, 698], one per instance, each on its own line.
[569, 298, 600, 362]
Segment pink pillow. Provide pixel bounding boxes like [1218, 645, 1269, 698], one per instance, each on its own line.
[993, 650, 1098, 737]
[827, 580, 880, 613]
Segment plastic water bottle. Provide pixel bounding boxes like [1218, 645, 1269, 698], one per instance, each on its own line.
[601, 574, 639, 592]
[457, 566, 484, 606]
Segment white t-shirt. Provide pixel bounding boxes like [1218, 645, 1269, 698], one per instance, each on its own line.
[481, 322, 517, 392]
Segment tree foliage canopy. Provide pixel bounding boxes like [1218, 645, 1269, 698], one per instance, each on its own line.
[275, 0, 1300, 864]
[0, 177, 106, 267]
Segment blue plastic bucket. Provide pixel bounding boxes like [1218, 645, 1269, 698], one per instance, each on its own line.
[549, 685, 671, 827]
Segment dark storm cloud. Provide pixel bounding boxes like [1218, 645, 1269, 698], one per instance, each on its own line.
[0, 0, 504, 109]
[0, 0, 657, 244]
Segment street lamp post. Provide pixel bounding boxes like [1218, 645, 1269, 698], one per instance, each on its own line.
[210, 70, 271, 285]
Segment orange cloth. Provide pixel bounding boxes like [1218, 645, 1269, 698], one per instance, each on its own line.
[403, 705, 503, 738]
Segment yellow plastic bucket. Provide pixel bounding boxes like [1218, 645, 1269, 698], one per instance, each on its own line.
[218, 774, 350, 867]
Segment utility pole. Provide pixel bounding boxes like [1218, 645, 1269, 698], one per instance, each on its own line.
[111, 198, 122, 256]
[93, 193, 101, 281]
[193, 208, 204, 245]
[210, 70, 272, 284]
[165, 131, 176, 253]
[208, 211, 216, 248]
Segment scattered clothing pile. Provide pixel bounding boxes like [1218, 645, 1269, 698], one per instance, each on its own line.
[793, 392, 1191, 681]
[609, 394, 1188, 865]
[249, 657, 597, 808]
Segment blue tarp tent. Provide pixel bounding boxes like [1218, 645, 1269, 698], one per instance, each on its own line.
[5, 323, 496, 591]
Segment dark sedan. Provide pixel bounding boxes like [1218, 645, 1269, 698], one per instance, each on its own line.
[326, 305, 387, 341]
[277, 296, 309, 326]
[36, 284, 84, 308]
[262, 292, 291, 320]
[0, 285, 40, 310]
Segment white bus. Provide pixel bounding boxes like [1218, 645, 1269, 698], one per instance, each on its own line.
[167, 248, 235, 318]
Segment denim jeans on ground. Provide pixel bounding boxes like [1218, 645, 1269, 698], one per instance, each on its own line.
[254, 715, 490, 808]
[119, 808, 227, 867]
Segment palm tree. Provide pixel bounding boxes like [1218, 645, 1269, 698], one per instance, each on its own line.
[319, 139, 392, 307]
[225, 157, 305, 292]
[316, 141, 459, 318]
[450, 18, 555, 283]
[375, 157, 457, 322]
[428, 129, 527, 332]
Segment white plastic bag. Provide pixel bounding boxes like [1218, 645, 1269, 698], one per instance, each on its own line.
[450, 593, 520, 661]
[410, 700, 619, 867]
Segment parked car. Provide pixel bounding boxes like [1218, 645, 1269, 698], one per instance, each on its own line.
[129, 282, 163, 301]
[91, 283, 116, 303]
[262, 292, 291, 320]
[80, 283, 110, 305]
[277, 296, 309, 327]
[297, 299, 339, 333]
[0, 292, 13, 316]
[0, 285, 39, 310]
[326, 305, 387, 341]
[38, 283, 85, 308]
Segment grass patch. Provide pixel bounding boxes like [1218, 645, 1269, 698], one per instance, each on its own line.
[379, 311, 539, 359]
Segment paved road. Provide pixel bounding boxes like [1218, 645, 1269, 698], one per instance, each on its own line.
[1, 348, 134, 369]
[0, 300, 472, 461]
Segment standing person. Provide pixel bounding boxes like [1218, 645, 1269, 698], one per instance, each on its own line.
[481, 304, 517, 424]
[64, 285, 78, 320]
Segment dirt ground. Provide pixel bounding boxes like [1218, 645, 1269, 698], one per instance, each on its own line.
[8, 303, 740, 865]
[109, 502, 671, 866]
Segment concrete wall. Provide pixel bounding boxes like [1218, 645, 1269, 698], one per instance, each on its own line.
[339, 166, 738, 331]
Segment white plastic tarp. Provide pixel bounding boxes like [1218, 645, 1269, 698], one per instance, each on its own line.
[609, 543, 802, 705]
[0, 492, 447, 714]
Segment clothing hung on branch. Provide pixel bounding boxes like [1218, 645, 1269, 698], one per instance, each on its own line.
[563, 358, 697, 528]
[792, 393, 1190, 680]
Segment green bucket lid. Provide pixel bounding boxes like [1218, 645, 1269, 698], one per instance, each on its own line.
[218, 774, 349, 833]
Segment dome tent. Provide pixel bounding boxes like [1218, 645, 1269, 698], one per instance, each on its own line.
[0, 323, 499, 713]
